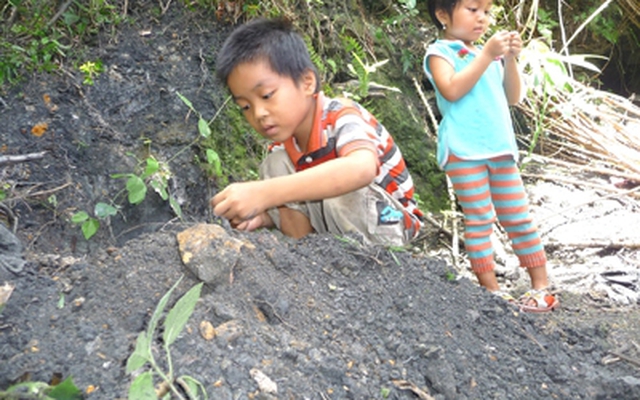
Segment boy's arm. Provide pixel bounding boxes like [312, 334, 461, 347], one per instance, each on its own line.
[429, 31, 513, 102]
[211, 148, 378, 225]
[502, 31, 523, 105]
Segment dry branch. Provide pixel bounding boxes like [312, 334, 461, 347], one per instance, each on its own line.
[0, 151, 47, 166]
[517, 76, 640, 184]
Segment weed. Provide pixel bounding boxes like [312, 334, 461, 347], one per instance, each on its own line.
[126, 276, 206, 400]
[79, 60, 103, 85]
[0, 0, 124, 86]
[177, 92, 263, 186]
[0, 375, 82, 400]
[71, 202, 118, 240]
[340, 35, 400, 101]
[518, 38, 603, 163]
[444, 270, 457, 282]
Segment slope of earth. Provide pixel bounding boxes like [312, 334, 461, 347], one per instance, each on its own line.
[1, 3, 639, 400]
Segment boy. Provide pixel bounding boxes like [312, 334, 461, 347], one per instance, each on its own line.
[211, 18, 423, 246]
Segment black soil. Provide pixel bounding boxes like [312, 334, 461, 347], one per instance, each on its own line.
[1, 4, 639, 400]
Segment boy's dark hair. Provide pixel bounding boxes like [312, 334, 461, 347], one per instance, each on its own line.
[427, 0, 459, 30]
[216, 18, 320, 92]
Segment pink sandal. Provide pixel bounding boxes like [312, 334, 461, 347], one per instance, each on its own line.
[518, 289, 559, 313]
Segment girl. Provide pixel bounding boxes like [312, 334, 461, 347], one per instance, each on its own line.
[424, 0, 558, 312]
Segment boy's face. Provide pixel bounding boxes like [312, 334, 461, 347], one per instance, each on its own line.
[227, 59, 316, 144]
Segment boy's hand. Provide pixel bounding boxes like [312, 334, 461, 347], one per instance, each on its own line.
[234, 211, 272, 232]
[505, 31, 522, 59]
[211, 181, 270, 228]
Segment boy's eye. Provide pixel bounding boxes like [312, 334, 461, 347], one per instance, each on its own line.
[238, 103, 250, 111]
[262, 90, 275, 100]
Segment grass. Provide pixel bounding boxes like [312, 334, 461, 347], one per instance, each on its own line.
[0, 0, 125, 87]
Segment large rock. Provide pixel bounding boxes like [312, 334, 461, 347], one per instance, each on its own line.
[176, 223, 255, 285]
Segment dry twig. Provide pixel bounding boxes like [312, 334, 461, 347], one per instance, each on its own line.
[0, 151, 47, 166]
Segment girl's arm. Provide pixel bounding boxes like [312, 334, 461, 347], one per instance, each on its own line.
[429, 31, 513, 102]
[502, 31, 523, 105]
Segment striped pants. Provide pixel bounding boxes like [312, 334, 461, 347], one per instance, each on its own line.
[444, 155, 546, 273]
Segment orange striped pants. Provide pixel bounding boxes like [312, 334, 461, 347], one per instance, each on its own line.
[444, 155, 546, 273]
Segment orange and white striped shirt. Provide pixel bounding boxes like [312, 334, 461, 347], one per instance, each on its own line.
[271, 93, 423, 234]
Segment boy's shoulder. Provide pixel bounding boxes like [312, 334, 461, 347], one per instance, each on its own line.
[322, 95, 371, 123]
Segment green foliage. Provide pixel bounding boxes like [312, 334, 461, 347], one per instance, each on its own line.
[71, 150, 184, 240]
[79, 60, 103, 85]
[0, 375, 82, 400]
[126, 277, 206, 400]
[177, 92, 250, 186]
[304, 35, 336, 82]
[0, 0, 125, 87]
[71, 202, 118, 240]
[340, 35, 399, 102]
[518, 39, 604, 161]
[444, 270, 457, 282]
[112, 153, 184, 214]
[178, 92, 264, 186]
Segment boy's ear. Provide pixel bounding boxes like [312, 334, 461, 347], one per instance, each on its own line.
[301, 68, 317, 94]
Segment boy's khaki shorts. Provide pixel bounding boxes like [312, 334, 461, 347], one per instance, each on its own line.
[260, 149, 415, 247]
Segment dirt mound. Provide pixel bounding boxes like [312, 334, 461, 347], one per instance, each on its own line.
[1, 4, 639, 400]
[1, 227, 638, 399]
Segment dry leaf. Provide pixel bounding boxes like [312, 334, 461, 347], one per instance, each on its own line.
[31, 122, 48, 137]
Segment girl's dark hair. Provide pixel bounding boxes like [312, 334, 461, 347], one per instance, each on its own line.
[216, 18, 320, 92]
[427, 0, 459, 30]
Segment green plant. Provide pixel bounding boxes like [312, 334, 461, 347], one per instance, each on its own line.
[340, 35, 400, 101]
[113, 153, 183, 213]
[71, 202, 118, 240]
[0, 375, 82, 400]
[176, 92, 224, 180]
[518, 38, 604, 160]
[444, 270, 457, 282]
[0, 186, 7, 201]
[79, 60, 103, 85]
[126, 277, 206, 400]
[177, 92, 264, 186]
[0, 0, 124, 86]
[70, 151, 183, 240]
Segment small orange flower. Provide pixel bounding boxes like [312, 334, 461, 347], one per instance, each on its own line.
[31, 122, 48, 137]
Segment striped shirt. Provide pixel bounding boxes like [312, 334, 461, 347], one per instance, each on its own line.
[270, 92, 423, 231]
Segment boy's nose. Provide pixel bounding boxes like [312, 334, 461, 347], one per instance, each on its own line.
[253, 103, 268, 120]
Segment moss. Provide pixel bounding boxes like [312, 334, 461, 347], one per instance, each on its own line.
[204, 104, 266, 186]
[365, 85, 449, 213]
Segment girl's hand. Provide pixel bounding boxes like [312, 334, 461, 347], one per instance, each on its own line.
[506, 31, 522, 59]
[483, 31, 511, 59]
